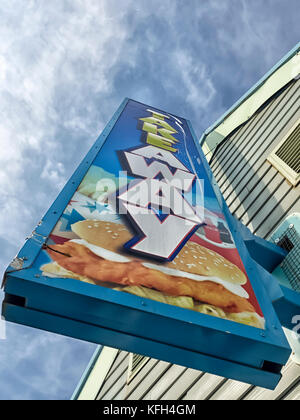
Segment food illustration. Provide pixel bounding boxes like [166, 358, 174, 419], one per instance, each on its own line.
[38, 103, 266, 332]
[77, 165, 128, 202]
[42, 220, 265, 329]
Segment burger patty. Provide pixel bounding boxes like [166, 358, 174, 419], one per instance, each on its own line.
[46, 241, 256, 314]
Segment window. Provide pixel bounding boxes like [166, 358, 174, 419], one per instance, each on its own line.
[127, 353, 150, 384]
[267, 121, 300, 186]
[272, 221, 300, 292]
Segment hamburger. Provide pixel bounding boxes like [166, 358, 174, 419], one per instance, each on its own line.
[41, 220, 265, 329]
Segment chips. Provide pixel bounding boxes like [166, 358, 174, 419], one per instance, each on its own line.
[114, 285, 194, 310]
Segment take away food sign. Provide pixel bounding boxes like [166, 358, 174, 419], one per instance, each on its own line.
[2, 99, 291, 390]
[42, 103, 264, 327]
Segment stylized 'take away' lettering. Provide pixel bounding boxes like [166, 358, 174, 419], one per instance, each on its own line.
[119, 141, 203, 260]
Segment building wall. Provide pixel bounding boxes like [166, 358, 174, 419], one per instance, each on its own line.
[96, 351, 300, 400]
[209, 79, 300, 240]
[95, 79, 300, 401]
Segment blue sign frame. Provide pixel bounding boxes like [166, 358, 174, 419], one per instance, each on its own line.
[2, 99, 291, 390]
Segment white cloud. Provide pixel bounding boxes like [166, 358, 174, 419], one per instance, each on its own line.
[0, 0, 299, 400]
[0, 305, 96, 400]
[172, 49, 216, 108]
[0, 0, 132, 248]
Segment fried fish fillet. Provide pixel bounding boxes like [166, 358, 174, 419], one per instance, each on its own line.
[46, 241, 255, 314]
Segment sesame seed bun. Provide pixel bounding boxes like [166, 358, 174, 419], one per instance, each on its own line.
[71, 220, 132, 253]
[168, 241, 247, 285]
[71, 220, 247, 286]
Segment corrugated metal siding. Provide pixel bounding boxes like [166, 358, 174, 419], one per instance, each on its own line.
[97, 351, 129, 400]
[210, 79, 300, 239]
[97, 352, 300, 401]
[96, 79, 300, 401]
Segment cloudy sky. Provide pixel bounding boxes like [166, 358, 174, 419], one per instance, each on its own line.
[0, 0, 299, 400]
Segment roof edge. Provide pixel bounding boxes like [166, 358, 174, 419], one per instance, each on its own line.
[72, 346, 119, 400]
[201, 42, 300, 160]
[70, 345, 103, 400]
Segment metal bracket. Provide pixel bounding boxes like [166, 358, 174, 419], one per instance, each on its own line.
[234, 218, 287, 272]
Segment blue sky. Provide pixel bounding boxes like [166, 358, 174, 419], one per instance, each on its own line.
[0, 0, 299, 400]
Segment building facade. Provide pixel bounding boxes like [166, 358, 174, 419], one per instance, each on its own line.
[73, 44, 300, 401]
